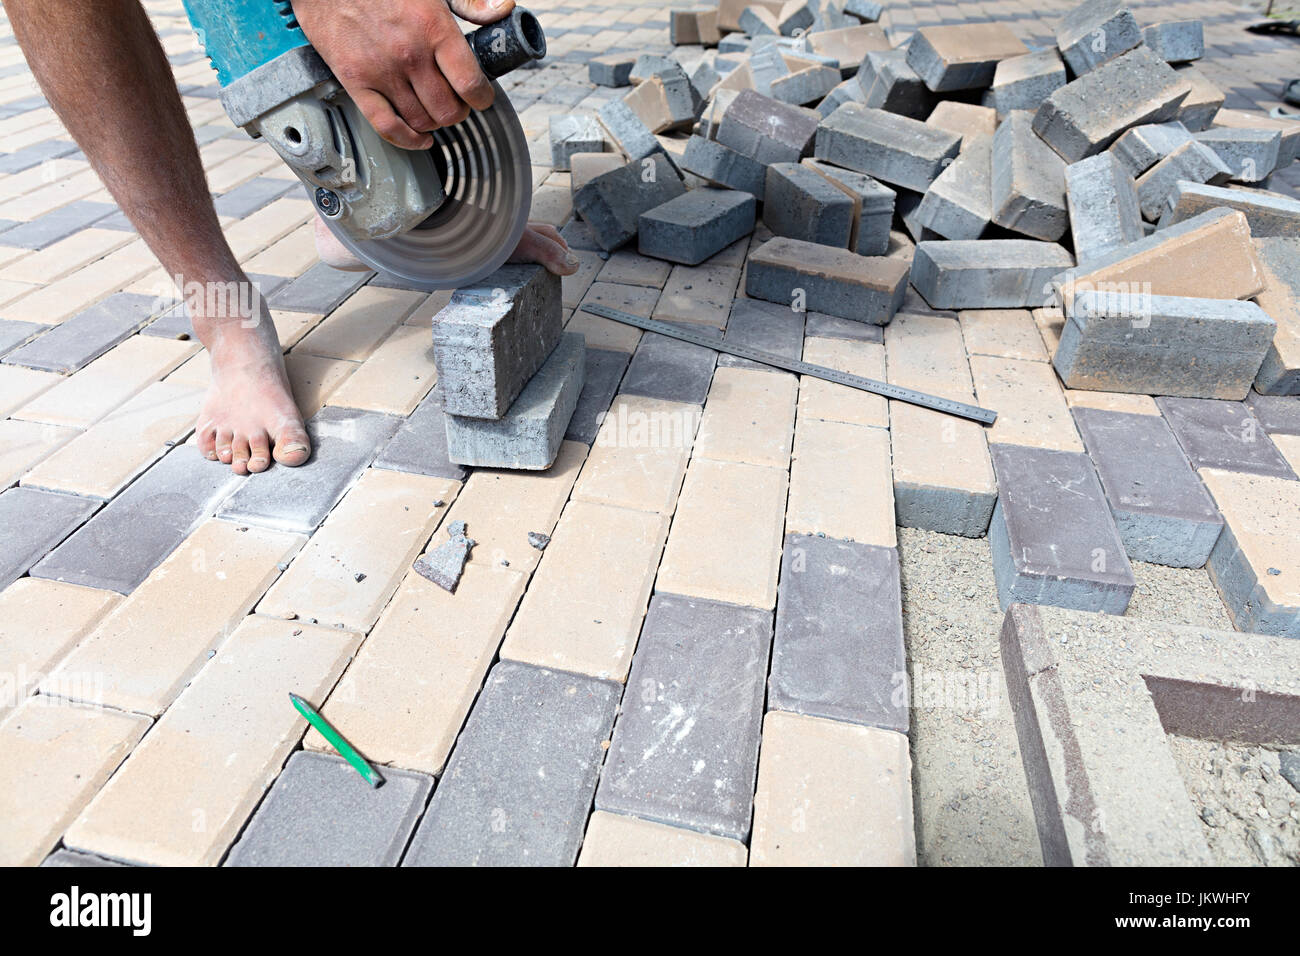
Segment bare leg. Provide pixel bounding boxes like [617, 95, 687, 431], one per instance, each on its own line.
[4, 0, 311, 475]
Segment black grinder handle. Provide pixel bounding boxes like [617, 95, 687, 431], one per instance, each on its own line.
[465, 8, 547, 79]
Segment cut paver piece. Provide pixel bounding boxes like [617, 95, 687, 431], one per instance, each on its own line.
[915, 133, 993, 240]
[1001, 604, 1300, 865]
[770, 533, 905, 730]
[1212, 107, 1300, 167]
[1032, 46, 1192, 163]
[911, 239, 1074, 310]
[801, 159, 896, 256]
[814, 104, 961, 193]
[637, 188, 756, 265]
[716, 89, 820, 165]
[1054, 290, 1275, 400]
[856, 49, 933, 119]
[0, 486, 98, 591]
[226, 752, 432, 867]
[577, 812, 747, 867]
[217, 406, 402, 533]
[1157, 181, 1300, 238]
[762, 162, 854, 248]
[1143, 20, 1204, 64]
[1072, 406, 1223, 568]
[1194, 127, 1281, 184]
[431, 263, 562, 420]
[745, 236, 909, 324]
[750, 712, 914, 866]
[548, 113, 607, 172]
[1055, 0, 1142, 75]
[1064, 152, 1144, 264]
[1109, 121, 1194, 177]
[991, 110, 1069, 241]
[1052, 209, 1263, 306]
[572, 154, 686, 252]
[1200, 469, 1300, 637]
[983, 48, 1066, 116]
[30, 445, 242, 593]
[988, 443, 1136, 614]
[444, 332, 585, 470]
[905, 22, 1028, 92]
[402, 661, 620, 867]
[1156, 396, 1297, 479]
[595, 592, 771, 839]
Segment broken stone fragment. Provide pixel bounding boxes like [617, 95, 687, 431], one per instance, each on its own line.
[413, 521, 477, 593]
[527, 531, 551, 550]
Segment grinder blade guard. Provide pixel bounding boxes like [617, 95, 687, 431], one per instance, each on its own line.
[181, 1, 546, 289]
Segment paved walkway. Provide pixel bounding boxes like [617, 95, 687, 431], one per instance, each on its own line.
[0, 0, 1297, 867]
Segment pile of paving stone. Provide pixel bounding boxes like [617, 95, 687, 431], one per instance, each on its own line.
[535, 0, 1300, 403]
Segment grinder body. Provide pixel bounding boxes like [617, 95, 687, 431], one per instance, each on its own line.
[181, 0, 546, 289]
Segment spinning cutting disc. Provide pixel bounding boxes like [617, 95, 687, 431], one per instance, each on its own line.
[325, 80, 532, 291]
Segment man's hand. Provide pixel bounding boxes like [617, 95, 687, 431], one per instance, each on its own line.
[292, 0, 514, 150]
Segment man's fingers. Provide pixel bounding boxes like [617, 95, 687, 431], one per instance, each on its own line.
[352, 88, 433, 150]
[410, 64, 472, 127]
[434, 34, 495, 112]
[447, 0, 517, 27]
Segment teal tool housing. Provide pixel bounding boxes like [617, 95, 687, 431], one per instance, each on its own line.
[181, 0, 310, 87]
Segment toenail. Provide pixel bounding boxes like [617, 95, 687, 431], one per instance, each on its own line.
[283, 443, 309, 454]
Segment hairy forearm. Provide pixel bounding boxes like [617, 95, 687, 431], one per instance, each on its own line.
[3, 0, 241, 285]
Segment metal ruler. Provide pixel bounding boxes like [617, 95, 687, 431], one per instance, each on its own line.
[581, 304, 998, 426]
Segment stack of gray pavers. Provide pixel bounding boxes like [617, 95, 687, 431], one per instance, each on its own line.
[431, 265, 584, 470]
[564, 0, 1300, 631]
[564, 0, 1300, 396]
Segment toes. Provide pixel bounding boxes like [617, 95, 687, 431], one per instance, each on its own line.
[273, 425, 312, 467]
[196, 423, 218, 461]
[230, 433, 252, 476]
[215, 427, 234, 465]
[247, 430, 273, 473]
[529, 222, 567, 247]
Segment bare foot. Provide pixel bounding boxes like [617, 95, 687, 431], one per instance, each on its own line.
[193, 304, 311, 476]
[313, 215, 580, 276]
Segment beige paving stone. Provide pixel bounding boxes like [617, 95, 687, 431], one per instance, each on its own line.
[970, 354, 1083, 451]
[799, 335, 889, 428]
[293, 286, 423, 361]
[241, 223, 319, 277]
[500, 500, 670, 682]
[221, 195, 313, 260]
[1032, 305, 1064, 358]
[0, 168, 104, 222]
[22, 380, 203, 498]
[1200, 469, 1300, 614]
[787, 418, 896, 546]
[63, 616, 358, 867]
[750, 712, 915, 867]
[258, 469, 458, 631]
[0, 240, 159, 324]
[305, 563, 526, 775]
[0, 228, 132, 286]
[573, 395, 700, 515]
[441, 439, 588, 574]
[1064, 388, 1160, 416]
[958, 309, 1048, 361]
[562, 252, 602, 311]
[0, 698, 150, 867]
[0, 418, 78, 487]
[577, 811, 748, 867]
[651, 263, 740, 329]
[693, 366, 797, 469]
[597, 251, 672, 289]
[283, 351, 358, 419]
[656, 457, 788, 610]
[885, 312, 996, 529]
[0, 364, 61, 417]
[42, 519, 305, 716]
[1274, 433, 1300, 475]
[324, 325, 435, 415]
[13, 335, 197, 428]
[569, 282, 658, 352]
[0, 579, 119, 720]
[403, 289, 453, 326]
[163, 312, 325, 393]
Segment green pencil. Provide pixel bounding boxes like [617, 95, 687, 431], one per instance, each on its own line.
[289, 693, 385, 788]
